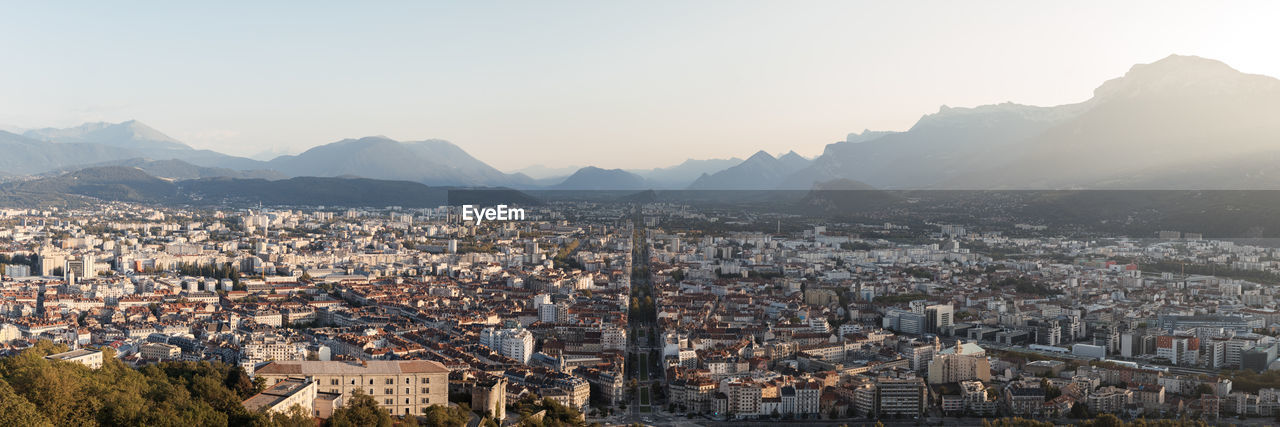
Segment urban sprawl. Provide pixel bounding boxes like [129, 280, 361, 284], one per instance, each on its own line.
[2, 202, 1279, 425]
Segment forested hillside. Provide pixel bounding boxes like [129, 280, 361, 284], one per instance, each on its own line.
[0, 341, 305, 426]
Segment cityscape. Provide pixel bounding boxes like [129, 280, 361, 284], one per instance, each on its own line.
[5, 200, 1280, 426]
[3, 2, 1280, 427]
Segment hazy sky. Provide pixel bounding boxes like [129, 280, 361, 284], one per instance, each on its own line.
[2, 1, 1278, 171]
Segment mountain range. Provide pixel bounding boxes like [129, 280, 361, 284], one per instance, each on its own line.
[0, 166, 532, 208]
[5, 54, 1280, 194]
[2, 121, 265, 176]
[689, 150, 811, 190]
[636, 157, 745, 189]
[0, 121, 740, 189]
[782, 55, 1280, 190]
[515, 158, 745, 189]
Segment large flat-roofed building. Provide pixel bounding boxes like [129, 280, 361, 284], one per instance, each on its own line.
[44, 348, 103, 369]
[255, 360, 450, 416]
[1242, 344, 1278, 372]
[875, 377, 926, 417]
[243, 378, 317, 415]
[1156, 314, 1251, 333]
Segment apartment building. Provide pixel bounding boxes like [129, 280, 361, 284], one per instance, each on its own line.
[876, 377, 926, 417]
[139, 342, 182, 360]
[45, 348, 103, 369]
[479, 327, 534, 364]
[1088, 386, 1130, 413]
[255, 360, 450, 416]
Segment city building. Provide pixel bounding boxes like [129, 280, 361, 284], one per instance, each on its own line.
[255, 360, 450, 416]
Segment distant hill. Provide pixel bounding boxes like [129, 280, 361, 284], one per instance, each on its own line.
[631, 157, 742, 189]
[553, 166, 649, 190]
[0, 131, 141, 175]
[0, 166, 536, 208]
[1, 166, 180, 204]
[266, 136, 531, 186]
[178, 176, 452, 207]
[45, 158, 284, 181]
[3, 122, 532, 187]
[24, 120, 191, 152]
[3, 121, 269, 176]
[688, 150, 811, 190]
[516, 157, 743, 189]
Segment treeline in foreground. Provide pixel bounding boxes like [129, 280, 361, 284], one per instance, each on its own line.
[0, 341, 302, 426]
[0, 341, 474, 427]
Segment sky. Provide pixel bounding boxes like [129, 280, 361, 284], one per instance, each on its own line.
[2, 1, 1279, 171]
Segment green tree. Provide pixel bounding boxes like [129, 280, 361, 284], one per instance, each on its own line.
[983, 418, 1054, 427]
[0, 378, 53, 427]
[0, 341, 250, 426]
[329, 390, 393, 427]
[224, 366, 258, 398]
[509, 397, 585, 426]
[422, 405, 470, 427]
[1079, 414, 1124, 427]
[268, 404, 315, 427]
[1069, 402, 1090, 418]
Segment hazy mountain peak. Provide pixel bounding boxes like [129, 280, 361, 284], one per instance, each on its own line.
[779, 150, 805, 161]
[909, 101, 1083, 133]
[119, 120, 183, 142]
[1134, 54, 1237, 78]
[844, 129, 895, 144]
[268, 134, 526, 186]
[930, 101, 1039, 117]
[1093, 54, 1280, 100]
[689, 149, 810, 190]
[340, 135, 397, 144]
[745, 150, 776, 162]
[553, 166, 648, 190]
[24, 120, 191, 151]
